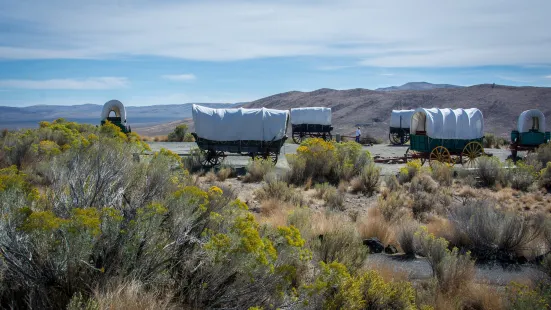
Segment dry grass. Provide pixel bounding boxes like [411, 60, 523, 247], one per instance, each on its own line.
[216, 167, 233, 181]
[91, 281, 176, 310]
[204, 171, 217, 183]
[140, 135, 168, 142]
[396, 220, 419, 256]
[242, 159, 273, 183]
[257, 199, 294, 227]
[363, 262, 409, 282]
[356, 207, 394, 245]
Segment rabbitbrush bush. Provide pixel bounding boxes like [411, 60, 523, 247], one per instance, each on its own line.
[287, 138, 371, 185]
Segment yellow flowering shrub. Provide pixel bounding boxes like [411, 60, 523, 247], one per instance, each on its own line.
[288, 138, 372, 185]
[304, 261, 416, 310]
[0, 165, 27, 192]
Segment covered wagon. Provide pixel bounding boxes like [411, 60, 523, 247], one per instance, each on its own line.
[191, 105, 289, 167]
[101, 99, 131, 133]
[290, 107, 333, 143]
[389, 109, 415, 145]
[407, 108, 485, 167]
[510, 109, 551, 159]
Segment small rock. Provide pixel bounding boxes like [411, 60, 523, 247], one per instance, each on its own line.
[384, 244, 398, 254]
[363, 237, 384, 253]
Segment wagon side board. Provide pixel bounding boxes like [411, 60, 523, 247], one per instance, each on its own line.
[511, 130, 551, 147]
[409, 134, 483, 154]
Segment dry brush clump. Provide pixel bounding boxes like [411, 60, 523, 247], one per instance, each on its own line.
[242, 158, 274, 183]
[448, 199, 545, 262]
[314, 183, 345, 211]
[350, 162, 381, 196]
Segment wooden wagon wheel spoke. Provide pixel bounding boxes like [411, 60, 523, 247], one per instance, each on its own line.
[403, 132, 410, 144]
[429, 146, 451, 168]
[200, 150, 222, 168]
[461, 142, 484, 168]
[389, 132, 402, 145]
[292, 132, 304, 144]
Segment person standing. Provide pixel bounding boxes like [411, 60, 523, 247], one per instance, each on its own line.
[355, 127, 361, 143]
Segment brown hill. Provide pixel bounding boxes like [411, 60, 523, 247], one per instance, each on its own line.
[242, 84, 551, 139]
[135, 84, 551, 139]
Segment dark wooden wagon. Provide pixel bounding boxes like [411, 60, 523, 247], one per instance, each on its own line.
[291, 124, 333, 143]
[191, 134, 287, 167]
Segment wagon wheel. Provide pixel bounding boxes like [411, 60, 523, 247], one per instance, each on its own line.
[403, 132, 410, 144]
[252, 152, 278, 165]
[322, 132, 333, 141]
[405, 148, 427, 166]
[200, 150, 223, 168]
[461, 142, 484, 168]
[292, 132, 305, 144]
[389, 132, 402, 145]
[429, 146, 452, 168]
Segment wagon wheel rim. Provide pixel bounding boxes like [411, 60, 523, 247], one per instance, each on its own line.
[403, 132, 410, 144]
[322, 133, 332, 141]
[292, 132, 303, 144]
[252, 152, 278, 165]
[429, 146, 452, 168]
[200, 150, 222, 168]
[389, 132, 402, 145]
[462, 142, 484, 168]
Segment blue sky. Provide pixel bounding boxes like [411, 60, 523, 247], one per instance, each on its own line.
[1, 0, 551, 107]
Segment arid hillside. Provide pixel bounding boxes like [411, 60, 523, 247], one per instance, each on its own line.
[242, 84, 551, 138]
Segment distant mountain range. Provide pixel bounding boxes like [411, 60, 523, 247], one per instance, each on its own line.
[3, 82, 550, 140]
[376, 82, 462, 92]
[0, 103, 235, 130]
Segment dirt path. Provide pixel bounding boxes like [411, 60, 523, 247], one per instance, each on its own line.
[148, 142, 514, 176]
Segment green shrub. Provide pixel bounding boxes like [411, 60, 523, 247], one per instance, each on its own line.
[182, 148, 204, 173]
[0, 128, 309, 309]
[507, 161, 537, 191]
[311, 222, 367, 272]
[255, 176, 303, 206]
[167, 124, 192, 142]
[506, 282, 551, 310]
[378, 190, 408, 223]
[476, 156, 503, 187]
[430, 162, 453, 186]
[397, 220, 419, 257]
[350, 163, 380, 196]
[303, 262, 416, 310]
[414, 227, 475, 295]
[540, 162, 551, 190]
[448, 199, 544, 261]
[314, 183, 345, 210]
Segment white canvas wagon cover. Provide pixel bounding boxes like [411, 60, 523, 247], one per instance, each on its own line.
[517, 109, 546, 133]
[410, 108, 484, 140]
[390, 109, 415, 128]
[192, 104, 289, 142]
[101, 100, 127, 122]
[290, 107, 332, 125]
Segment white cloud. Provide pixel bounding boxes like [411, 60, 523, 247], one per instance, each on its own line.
[0, 77, 129, 90]
[545, 75, 551, 79]
[0, 0, 550, 67]
[161, 74, 196, 81]
[316, 65, 352, 71]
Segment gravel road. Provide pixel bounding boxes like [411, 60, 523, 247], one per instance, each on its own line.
[148, 142, 515, 175]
